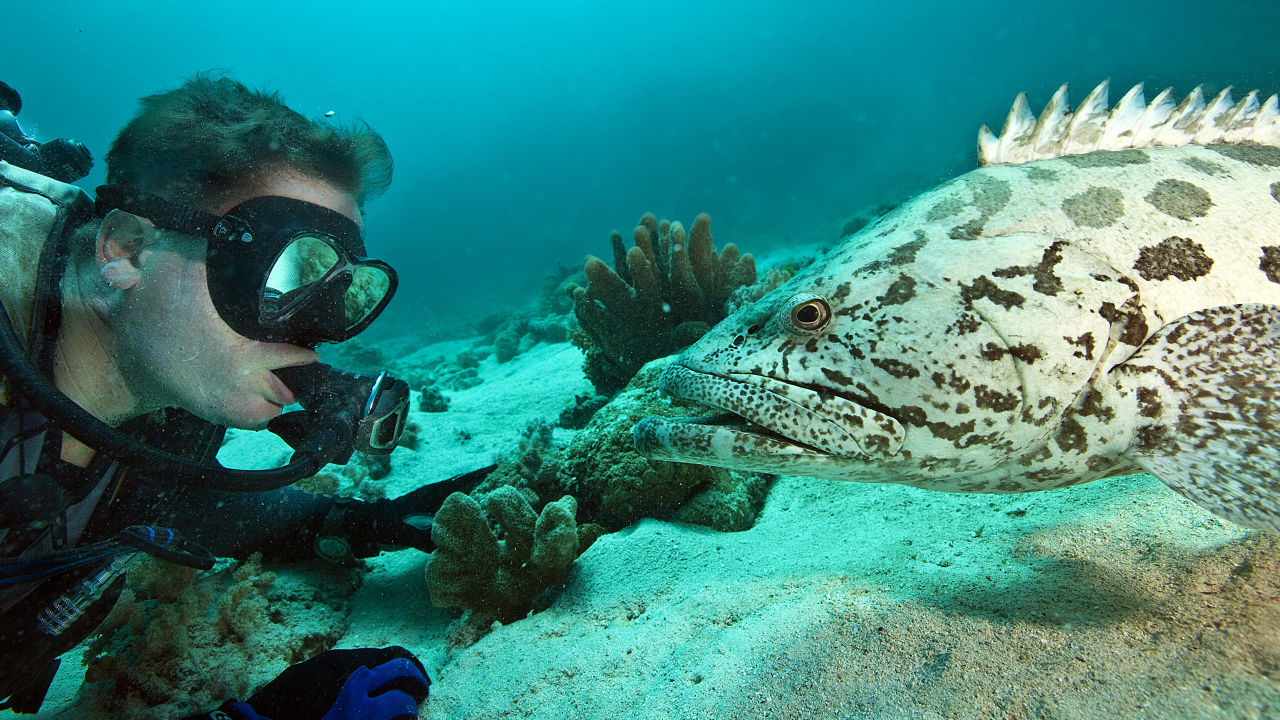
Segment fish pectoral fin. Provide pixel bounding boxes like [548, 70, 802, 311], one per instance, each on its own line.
[1114, 303, 1280, 532]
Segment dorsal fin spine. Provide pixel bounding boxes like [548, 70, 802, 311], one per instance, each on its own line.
[1031, 84, 1070, 155]
[978, 81, 1279, 166]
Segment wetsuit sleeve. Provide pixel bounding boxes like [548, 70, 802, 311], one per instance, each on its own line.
[157, 487, 335, 561]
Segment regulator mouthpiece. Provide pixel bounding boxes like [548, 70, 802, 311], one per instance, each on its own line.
[271, 363, 409, 464]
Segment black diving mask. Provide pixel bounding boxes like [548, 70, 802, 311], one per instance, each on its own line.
[94, 185, 397, 346]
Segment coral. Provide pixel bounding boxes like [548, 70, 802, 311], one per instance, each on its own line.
[493, 325, 521, 363]
[473, 310, 573, 365]
[418, 384, 449, 413]
[322, 339, 393, 377]
[671, 471, 774, 532]
[217, 558, 276, 642]
[296, 460, 391, 502]
[476, 420, 564, 504]
[527, 315, 569, 344]
[81, 554, 356, 719]
[568, 212, 760, 394]
[726, 265, 796, 314]
[481, 359, 773, 534]
[397, 421, 423, 450]
[538, 262, 584, 315]
[420, 360, 774, 626]
[557, 393, 610, 429]
[295, 470, 342, 496]
[454, 349, 481, 369]
[555, 358, 774, 531]
[439, 365, 481, 391]
[425, 488, 581, 622]
[362, 453, 392, 482]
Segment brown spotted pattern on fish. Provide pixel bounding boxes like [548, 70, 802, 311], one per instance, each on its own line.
[635, 81, 1280, 532]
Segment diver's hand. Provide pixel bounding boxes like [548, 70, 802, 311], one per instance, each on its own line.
[198, 646, 429, 720]
[317, 656, 428, 720]
[337, 465, 495, 557]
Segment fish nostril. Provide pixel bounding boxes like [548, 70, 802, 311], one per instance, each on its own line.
[746, 324, 761, 335]
[731, 335, 745, 348]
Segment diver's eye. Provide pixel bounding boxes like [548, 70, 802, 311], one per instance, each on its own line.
[788, 297, 831, 332]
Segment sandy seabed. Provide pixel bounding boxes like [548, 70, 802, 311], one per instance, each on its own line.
[35, 339, 1280, 720]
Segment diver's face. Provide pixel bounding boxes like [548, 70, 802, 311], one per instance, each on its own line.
[118, 171, 361, 430]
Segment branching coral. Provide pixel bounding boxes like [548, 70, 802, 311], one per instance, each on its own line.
[425, 487, 589, 622]
[569, 212, 759, 394]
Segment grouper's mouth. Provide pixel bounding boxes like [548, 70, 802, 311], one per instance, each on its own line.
[634, 364, 905, 466]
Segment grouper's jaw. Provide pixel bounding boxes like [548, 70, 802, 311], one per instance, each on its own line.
[633, 363, 907, 474]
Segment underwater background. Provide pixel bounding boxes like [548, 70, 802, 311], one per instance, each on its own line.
[9, 2, 1280, 718]
[8, 0, 1280, 340]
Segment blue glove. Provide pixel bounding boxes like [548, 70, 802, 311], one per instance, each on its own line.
[321, 658, 427, 720]
[195, 646, 429, 720]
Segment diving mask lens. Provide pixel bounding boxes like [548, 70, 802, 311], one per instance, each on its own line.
[260, 233, 396, 338]
[92, 187, 399, 345]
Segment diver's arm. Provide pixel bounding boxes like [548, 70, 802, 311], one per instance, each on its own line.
[157, 465, 493, 563]
[158, 487, 333, 560]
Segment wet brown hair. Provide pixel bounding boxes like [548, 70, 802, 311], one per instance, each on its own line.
[104, 73, 392, 210]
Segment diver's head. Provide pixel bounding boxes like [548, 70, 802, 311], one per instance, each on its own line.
[91, 73, 398, 347]
[61, 75, 397, 430]
[102, 72, 391, 212]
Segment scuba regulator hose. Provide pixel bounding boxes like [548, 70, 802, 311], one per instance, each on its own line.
[0, 305, 399, 492]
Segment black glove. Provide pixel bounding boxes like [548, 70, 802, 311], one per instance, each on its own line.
[317, 465, 495, 563]
[192, 646, 429, 720]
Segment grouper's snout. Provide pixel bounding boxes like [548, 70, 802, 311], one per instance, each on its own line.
[637, 362, 906, 464]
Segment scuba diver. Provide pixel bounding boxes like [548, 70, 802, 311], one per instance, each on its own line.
[0, 76, 483, 718]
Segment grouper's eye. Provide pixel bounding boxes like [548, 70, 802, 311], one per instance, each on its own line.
[784, 295, 832, 333]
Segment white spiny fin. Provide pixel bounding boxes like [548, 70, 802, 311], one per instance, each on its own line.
[1115, 304, 1280, 533]
[1100, 82, 1146, 147]
[1193, 87, 1235, 143]
[1221, 90, 1260, 142]
[1154, 85, 1205, 147]
[1029, 84, 1071, 157]
[1226, 90, 1260, 126]
[978, 81, 1280, 166]
[1128, 86, 1177, 147]
[976, 124, 1001, 166]
[1256, 94, 1280, 145]
[1062, 79, 1112, 155]
[997, 92, 1035, 162]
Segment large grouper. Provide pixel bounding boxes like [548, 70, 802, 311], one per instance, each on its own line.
[634, 80, 1280, 532]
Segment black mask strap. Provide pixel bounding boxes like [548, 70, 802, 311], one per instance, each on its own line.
[94, 185, 253, 244]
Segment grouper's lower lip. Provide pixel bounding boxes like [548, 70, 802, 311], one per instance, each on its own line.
[633, 413, 830, 466]
[642, 364, 906, 460]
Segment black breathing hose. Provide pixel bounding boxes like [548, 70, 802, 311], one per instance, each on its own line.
[0, 304, 330, 492]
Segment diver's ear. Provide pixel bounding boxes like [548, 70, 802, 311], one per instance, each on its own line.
[96, 209, 147, 291]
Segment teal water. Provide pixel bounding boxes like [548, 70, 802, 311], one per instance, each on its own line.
[8, 1, 1280, 336]
[8, 3, 1280, 717]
